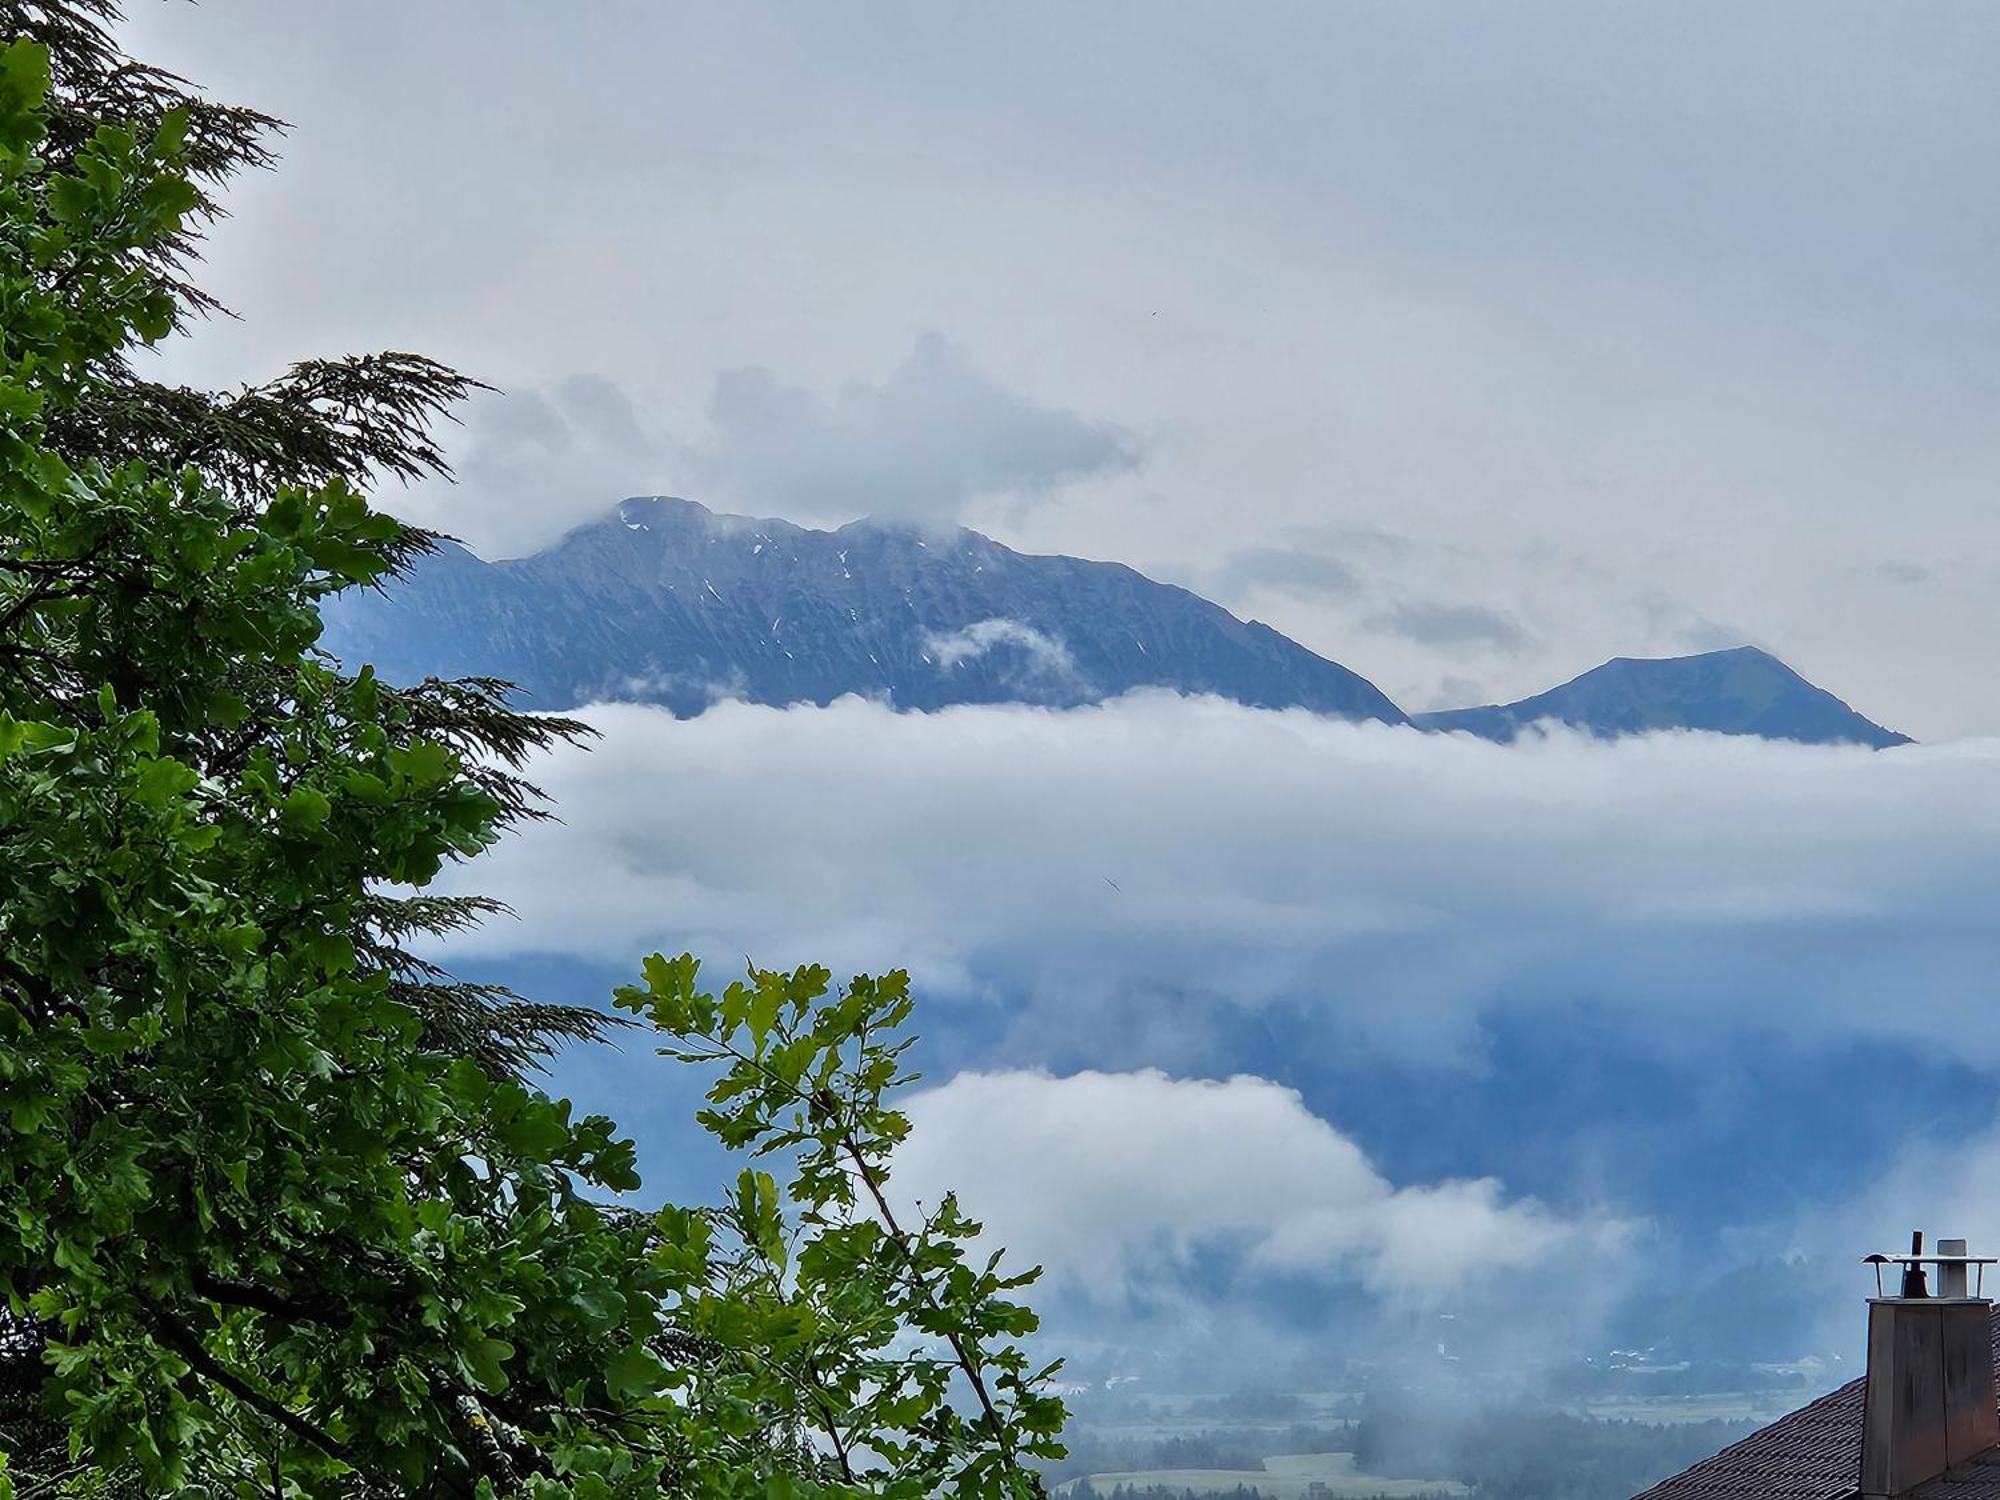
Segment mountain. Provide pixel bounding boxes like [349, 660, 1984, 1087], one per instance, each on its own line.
[1413, 646, 1910, 747]
[321, 499, 1908, 746]
[319, 496, 1409, 723]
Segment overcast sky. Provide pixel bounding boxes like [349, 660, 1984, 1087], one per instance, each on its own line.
[125, 1, 2000, 737]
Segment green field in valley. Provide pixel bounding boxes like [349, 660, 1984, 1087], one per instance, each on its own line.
[1068, 1450, 1468, 1498]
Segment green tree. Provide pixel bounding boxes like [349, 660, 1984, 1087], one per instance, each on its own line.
[6, 0, 611, 1080]
[612, 956, 1068, 1496]
[0, 4, 1064, 1495]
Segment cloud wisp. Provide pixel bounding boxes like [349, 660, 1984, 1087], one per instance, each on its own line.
[922, 618, 1084, 685]
[1364, 600, 1534, 654]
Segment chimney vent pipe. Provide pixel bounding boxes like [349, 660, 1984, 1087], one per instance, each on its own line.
[1941, 1240, 1972, 1300]
[1903, 1230, 1930, 1299]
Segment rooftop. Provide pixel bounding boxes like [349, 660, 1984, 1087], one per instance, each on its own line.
[1635, 1307, 2000, 1500]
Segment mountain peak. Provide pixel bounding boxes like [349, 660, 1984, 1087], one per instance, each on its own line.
[322, 497, 1407, 723]
[1415, 646, 1910, 747]
[1598, 644, 1778, 673]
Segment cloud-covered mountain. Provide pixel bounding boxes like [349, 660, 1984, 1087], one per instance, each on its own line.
[318, 496, 1407, 722]
[322, 497, 1906, 748]
[1414, 646, 1910, 747]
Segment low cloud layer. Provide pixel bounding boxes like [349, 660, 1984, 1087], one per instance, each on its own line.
[444, 694, 2000, 1064]
[896, 1067, 1615, 1305]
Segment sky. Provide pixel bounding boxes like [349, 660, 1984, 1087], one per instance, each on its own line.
[124, 0, 2000, 739]
[111, 1, 2000, 1384]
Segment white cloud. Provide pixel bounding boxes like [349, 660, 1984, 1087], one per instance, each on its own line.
[923, 618, 1082, 682]
[895, 1067, 1616, 1305]
[406, 377, 681, 559]
[381, 337, 1139, 557]
[688, 333, 1142, 527]
[442, 694, 2000, 1061]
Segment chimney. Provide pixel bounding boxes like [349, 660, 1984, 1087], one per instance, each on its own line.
[1861, 1232, 2000, 1499]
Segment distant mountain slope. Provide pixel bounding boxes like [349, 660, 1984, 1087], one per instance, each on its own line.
[319, 496, 1408, 723]
[1414, 646, 1910, 747]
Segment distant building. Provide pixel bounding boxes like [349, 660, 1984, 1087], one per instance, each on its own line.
[1636, 1235, 2000, 1500]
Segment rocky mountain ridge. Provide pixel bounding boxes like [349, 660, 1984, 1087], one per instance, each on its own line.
[318, 496, 1908, 747]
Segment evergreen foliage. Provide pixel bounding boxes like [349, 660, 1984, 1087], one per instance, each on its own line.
[0, 4, 1065, 1494]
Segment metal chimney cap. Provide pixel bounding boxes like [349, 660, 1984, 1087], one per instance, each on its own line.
[1863, 1253, 2000, 1265]
[1863, 1233, 1997, 1299]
